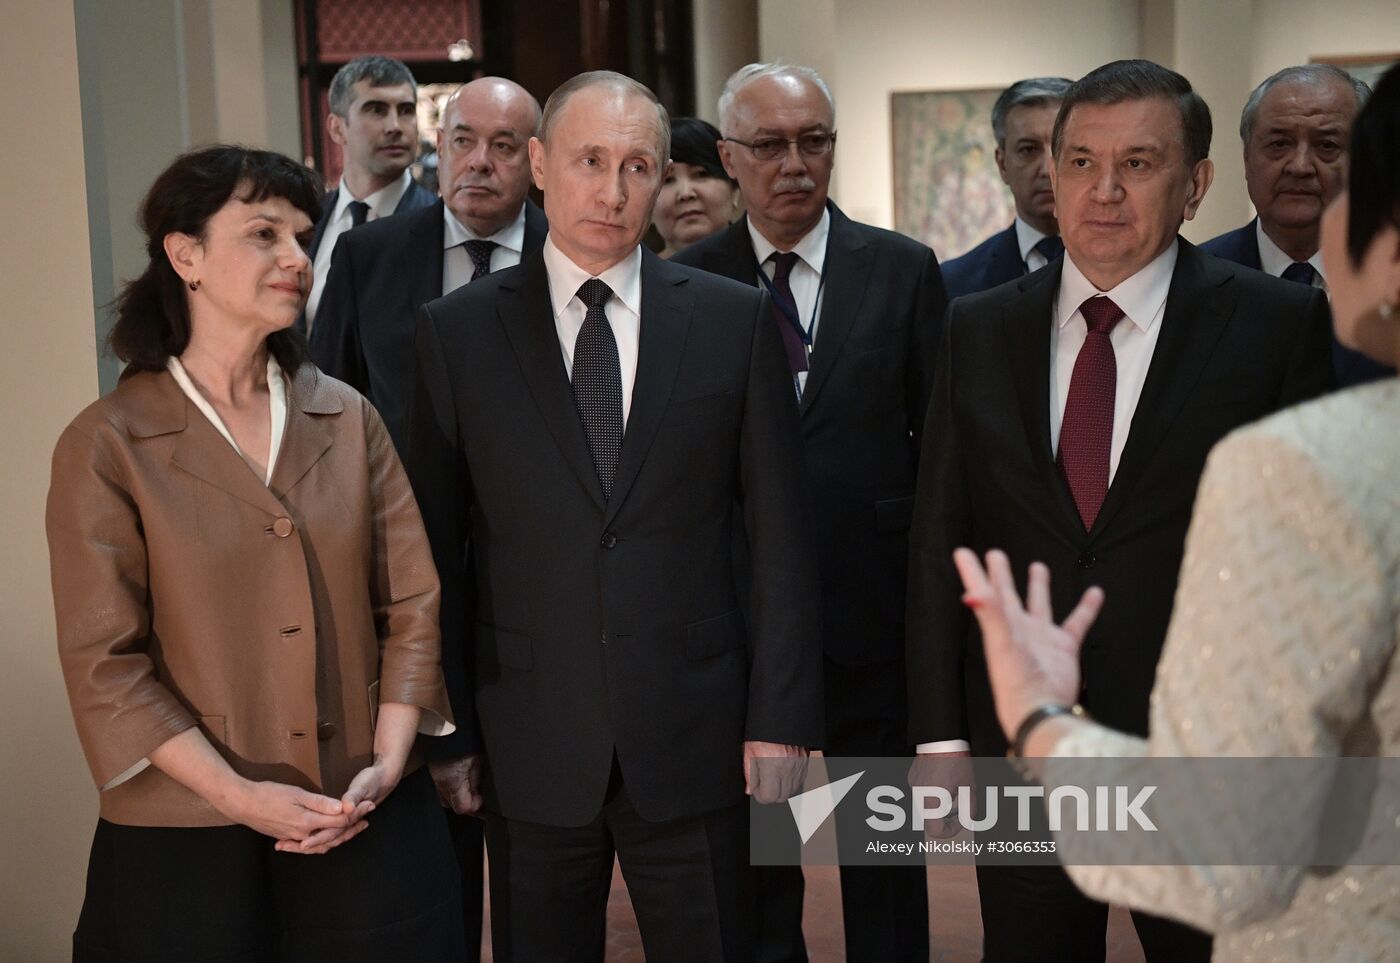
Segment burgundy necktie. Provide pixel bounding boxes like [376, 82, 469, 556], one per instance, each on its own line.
[1057, 296, 1125, 530]
[767, 252, 810, 377]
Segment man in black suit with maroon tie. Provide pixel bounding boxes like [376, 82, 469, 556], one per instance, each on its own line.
[907, 60, 1333, 963]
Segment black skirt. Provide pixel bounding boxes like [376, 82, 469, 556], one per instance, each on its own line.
[73, 767, 467, 962]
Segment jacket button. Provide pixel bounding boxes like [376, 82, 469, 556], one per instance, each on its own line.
[317, 722, 337, 741]
[600, 532, 617, 549]
[1077, 552, 1097, 569]
[272, 516, 294, 538]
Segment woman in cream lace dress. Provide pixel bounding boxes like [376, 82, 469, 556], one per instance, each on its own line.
[955, 63, 1400, 962]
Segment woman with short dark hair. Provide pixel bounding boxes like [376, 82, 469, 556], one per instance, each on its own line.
[653, 117, 741, 258]
[48, 145, 465, 960]
[955, 63, 1400, 963]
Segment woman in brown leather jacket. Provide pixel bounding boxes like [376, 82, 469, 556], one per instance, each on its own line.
[46, 146, 465, 961]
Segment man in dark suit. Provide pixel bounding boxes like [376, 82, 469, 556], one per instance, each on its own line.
[406, 70, 823, 962]
[312, 77, 547, 453]
[673, 61, 943, 963]
[303, 55, 436, 332]
[309, 76, 543, 960]
[1201, 64, 1389, 385]
[942, 77, 1072, 299]
[907, 60, 1334, 963]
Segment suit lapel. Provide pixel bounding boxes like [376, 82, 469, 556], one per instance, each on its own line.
[603, 253, 693, 528]
[148, 370, 288, 517]
[703, 218, 760, 286]
[269, 365, 341, 497]
[309, 188, 337, 258]
[497, 253, 607, 512]
[407, 202, 447, 308]
[522, 201, 549, 255]
[1000, 267, 1086, 543]
[801, 205, 871, 416]
[1089, 241, 1235, 538]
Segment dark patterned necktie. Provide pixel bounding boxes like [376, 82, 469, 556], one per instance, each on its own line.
[1057, 296, 1125, 530]
[1033, 235, 1064, 264]
[1282, 261, 1317, 286]
[347, 200, 370, 227]
[465, 240, 498, 282]
[572, 279, 624, 499]
[767, 252, 810, 376]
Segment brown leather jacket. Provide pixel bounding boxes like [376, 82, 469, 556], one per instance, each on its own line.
[46, 363, 453, 827]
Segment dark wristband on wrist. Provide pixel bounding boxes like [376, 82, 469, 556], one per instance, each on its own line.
[1008, 703, 1085, 760]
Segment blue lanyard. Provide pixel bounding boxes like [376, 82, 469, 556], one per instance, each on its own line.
[755, 257, 824, 348]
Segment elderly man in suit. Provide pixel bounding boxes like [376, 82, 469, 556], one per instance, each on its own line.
[1201, 64, 1388, 385]
[941, 77, 1073, 299]
[907, 59, 1334, 963]
[673, 61, 945, 963]
[312, 77, 547, 453]
[303, 55, 436, 331]
[405, 70, 823, 962]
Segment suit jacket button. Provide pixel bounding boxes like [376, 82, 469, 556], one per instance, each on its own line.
[600, 532, 617, 549]
[272, 516, 294, 538]
[317, 722, 337, 741]
[1077, 552, 1096, 569]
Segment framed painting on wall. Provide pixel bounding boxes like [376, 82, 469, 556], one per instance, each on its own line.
[891, 87, 1014, 263]
[1312, 52, 1399, 89]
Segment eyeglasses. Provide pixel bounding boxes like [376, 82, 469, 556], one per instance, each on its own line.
[723, 131, 838, 161]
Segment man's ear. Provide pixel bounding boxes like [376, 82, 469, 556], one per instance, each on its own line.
[1183, 158, 1215, 221]
[326, 111, 347, 149]
[162, 231, 201, 286]
[528, 136, 546, 191]
[994, 146, 1010, 185]
[717, 139, 740, 181]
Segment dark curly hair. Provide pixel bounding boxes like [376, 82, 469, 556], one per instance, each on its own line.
[108, 145, 323, 371]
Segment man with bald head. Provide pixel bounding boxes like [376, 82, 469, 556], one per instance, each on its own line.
[312, 77, 547, 452]
[406, 70, 822, 961]
[1202, 64, 1389, 384]
[674, 61, 944, 962]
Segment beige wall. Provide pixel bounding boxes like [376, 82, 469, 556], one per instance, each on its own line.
[693, 0, 760, 124]
[760, 0, 1140, 229]
[2, 4, 101, 960]
[754, 0, 1397, 244]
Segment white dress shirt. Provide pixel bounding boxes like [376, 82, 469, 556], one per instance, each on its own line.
[543, 237, 643, 427]
[306, 169, 413, 327]
[442, 203, 527, 295]
[1255, 219, 1327, 290]
[1015, 216, 1053, 273]
[917, 241, 1179, 756]
[749, 208, 831, 395]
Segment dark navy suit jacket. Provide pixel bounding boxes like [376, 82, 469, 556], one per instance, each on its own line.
[310, 199, 547, 453]
[940, 223, 1025, 300]
[1203, 218, 1393, 387]
[308, 178, 438, 259]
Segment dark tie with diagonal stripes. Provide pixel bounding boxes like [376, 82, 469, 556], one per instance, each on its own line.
[572, 279, 624, 499]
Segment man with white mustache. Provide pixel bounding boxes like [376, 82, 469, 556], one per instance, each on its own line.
[312, 77, 547, 454]
[673, 61, 946, 963]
